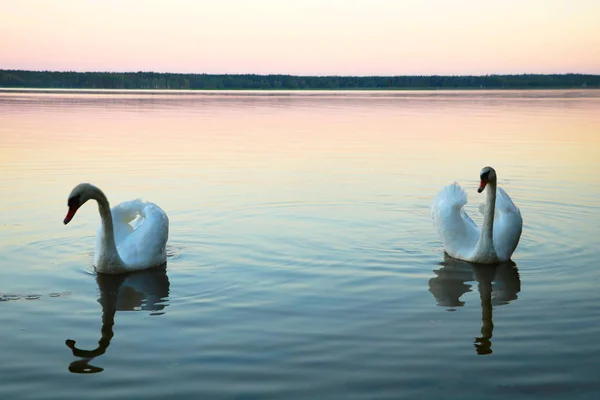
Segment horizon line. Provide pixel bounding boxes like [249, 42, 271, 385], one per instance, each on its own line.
[2, 68, 600, 78]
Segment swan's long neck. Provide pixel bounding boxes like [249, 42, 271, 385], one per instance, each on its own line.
[481, 182, 496, 246]
[92, 188, 125, 272]
[474, 182, 498, 262]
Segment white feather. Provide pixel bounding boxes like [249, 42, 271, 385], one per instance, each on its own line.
[95, 199, 169, 271]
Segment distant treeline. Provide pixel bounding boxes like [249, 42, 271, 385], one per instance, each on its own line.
[1, 70, 599, 90]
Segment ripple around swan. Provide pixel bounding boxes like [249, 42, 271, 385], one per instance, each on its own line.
[0, 292, 72, 302]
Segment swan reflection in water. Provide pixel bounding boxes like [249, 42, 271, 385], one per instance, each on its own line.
[66, 266, 170, 373]
[428, 255, 521, 355]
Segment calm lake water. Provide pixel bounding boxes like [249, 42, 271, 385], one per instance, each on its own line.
[1, 89, 599, 399]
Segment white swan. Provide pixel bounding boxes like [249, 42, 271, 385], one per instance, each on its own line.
[63, 183, 169, 274]
[432, 167, 522, 264]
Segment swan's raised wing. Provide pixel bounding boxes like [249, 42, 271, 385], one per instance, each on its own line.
[94, 200, 144, 264]
[432, 182, 480, 260]
[492, 187, 523, 261]
[111, 199, 145, 224]
[117, 202, 169, 270]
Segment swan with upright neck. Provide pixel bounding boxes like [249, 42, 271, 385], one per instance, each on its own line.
[432, 167, 522, 264]
[64, 183, 169, 274]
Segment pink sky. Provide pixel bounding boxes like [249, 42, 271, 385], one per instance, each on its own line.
[1, 0, 599, 75]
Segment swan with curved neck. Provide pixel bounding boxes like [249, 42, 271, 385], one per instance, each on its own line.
[432, 167, 522, 264]
[64, 183, 169, 274]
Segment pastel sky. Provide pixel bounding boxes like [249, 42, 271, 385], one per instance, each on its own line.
[1, 0, 599, 75]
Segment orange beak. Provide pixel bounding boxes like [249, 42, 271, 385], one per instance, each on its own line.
[64, 206, 78, 225]
[477, 179, 488, 193]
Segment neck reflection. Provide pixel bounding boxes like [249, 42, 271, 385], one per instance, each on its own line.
[428, 255, 521, 355]
[66, 266, 170, 373]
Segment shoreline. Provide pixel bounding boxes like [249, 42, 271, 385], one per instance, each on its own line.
[1, 87, 598, 93]
[2, 70, 598, 91]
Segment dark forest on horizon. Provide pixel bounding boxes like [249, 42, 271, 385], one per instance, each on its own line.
[1, 70, 599, 90]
